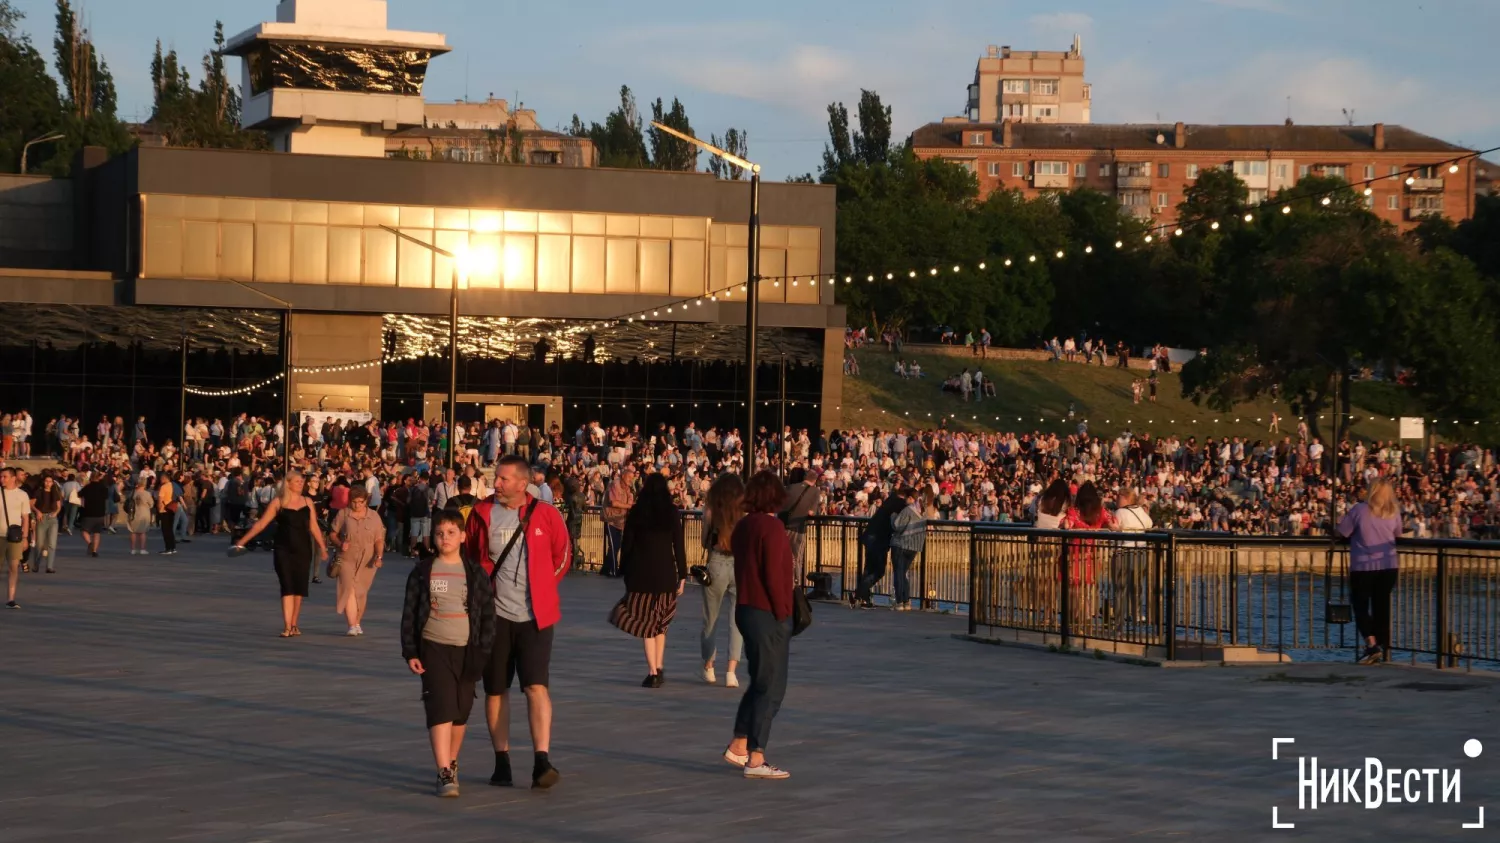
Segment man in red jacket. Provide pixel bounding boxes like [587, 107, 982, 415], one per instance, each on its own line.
[463, 455, 571, 789]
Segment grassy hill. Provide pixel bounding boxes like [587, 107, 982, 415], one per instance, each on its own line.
[838, 346, 1408, 443]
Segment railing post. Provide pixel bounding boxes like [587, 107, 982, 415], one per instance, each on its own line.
[1058, 536, 1072, 651]
[967, 527, 978, 636]
[1435, 546, 1448, 670]
[1229, 541, 1239, 645]
[1165, 532, 1178, 662]
[918, 530, 930, 611]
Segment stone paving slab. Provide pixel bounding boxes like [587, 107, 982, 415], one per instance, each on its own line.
[2, 532, 1499, 841]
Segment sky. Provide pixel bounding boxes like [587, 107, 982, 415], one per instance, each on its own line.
[9, 0, 1499, 179]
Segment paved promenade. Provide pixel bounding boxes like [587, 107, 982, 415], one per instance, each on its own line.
[1, 531, 1497, 842]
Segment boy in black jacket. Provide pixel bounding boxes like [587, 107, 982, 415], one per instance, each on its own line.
[401, 510, 496, 797]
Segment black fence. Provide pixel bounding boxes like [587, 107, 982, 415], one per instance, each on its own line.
[575, 509, 1500, 669]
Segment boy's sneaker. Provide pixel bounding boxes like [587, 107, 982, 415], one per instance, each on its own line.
[489, 753, 512, 787]
[532, 756, 561, 789]
[744, 763, 790, 780]
[1358, 645, 1383, 665]
[5, 601, 18, 609]
[436, 767, 459, 798]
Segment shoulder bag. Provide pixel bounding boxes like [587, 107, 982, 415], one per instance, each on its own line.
[778, 485, 815, 531]
[792, 587, 813, 636]
[1, 489, 21, 544]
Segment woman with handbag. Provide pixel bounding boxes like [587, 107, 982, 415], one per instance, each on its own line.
[699, 473, 745, 688]
[612, 473, 687, 687]
[723, 470, 795, 780]
[331, 484, 386, 636]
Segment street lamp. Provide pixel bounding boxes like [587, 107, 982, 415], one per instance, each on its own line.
[20, 132, 64, 174]
[379, 226, 472, 469]
[649, 121, 762, 479]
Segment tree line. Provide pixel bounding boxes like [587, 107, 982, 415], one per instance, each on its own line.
[815, 90, 1500, 441]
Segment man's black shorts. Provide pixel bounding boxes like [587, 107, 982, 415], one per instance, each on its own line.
[419, 640, 476, 729]
[483, 617, 554, 694]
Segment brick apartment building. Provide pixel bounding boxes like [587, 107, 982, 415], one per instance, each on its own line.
[911, 120, 1477, 230]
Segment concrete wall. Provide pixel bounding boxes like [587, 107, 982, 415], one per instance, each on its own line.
[0, 175, 73, 269]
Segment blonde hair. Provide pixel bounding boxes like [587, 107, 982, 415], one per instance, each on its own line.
[1118, 487, 1140, 508]
[1366, 479, 1398, 520]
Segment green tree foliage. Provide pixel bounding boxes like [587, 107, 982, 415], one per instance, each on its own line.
[706, 128, 748, 180]
[851, 89, 891, 166]
[647, 96, 696, 171]
[569, 86, 648, 169]
[147, 22, 267, 149]
[0, 0, 66, 173]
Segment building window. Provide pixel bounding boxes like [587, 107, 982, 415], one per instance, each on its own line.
[1412, 195, 1443, 211]
[1012, 162, 1025, 177]
[1157, 192, 1169, 208]
[1363, 165, 1375, 180]
[1099, 163, 1112, 177]
[987, 162, 1001, 177]
[446, 147, 470, 162]
[1157, 163, 1170, 179]
[1074, 163, 1086, 178]
[1232, 160, 1268, 177]
[1276, 163, 1289, 179]
[1322, 165, 1347, 179]
[1005, 102, 1027, 118]
[1364, 195, 1375, 208]
[1248, 188, 1267, 204]
[1119, 162, 1149, 178]
[1119, 192, 1148, 207]
[1035, 161, 1069, 176]
[1034, 106, 1056, 119]
[1389, 165, 1400, 178]
[1034, 79, 1059, 95]
[1185, 164, 1199, 180]
[1299, 164, 1310, 178]
[1387, 195, 1399, 210]
[529, 150, 561, 165]
[969, 132, 986, 146]
[1002, 79, 1030, 94]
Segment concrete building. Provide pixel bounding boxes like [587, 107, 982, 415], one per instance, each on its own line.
[959, 39, 1090, 125]
[386, 97, 597, 167]
[911, 120, 1478, 231]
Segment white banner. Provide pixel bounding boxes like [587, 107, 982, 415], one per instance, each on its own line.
[1398, 417, 1425, 440]
[300, 410, 373, 440]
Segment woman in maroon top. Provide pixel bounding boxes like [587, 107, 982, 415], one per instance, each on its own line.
[723, 471, 794, 780]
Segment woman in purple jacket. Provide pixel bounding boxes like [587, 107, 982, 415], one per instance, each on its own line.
[1338, 480, 1402, 664]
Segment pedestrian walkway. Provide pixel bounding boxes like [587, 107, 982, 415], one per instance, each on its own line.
[1, 532, 1495, 841]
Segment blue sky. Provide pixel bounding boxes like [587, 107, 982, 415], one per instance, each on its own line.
[10, 0, 1499, 178]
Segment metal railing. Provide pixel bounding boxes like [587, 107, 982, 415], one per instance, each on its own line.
[573, 508, 1500, 668]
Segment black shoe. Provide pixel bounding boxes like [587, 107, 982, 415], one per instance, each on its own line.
[90, 550, 98, 558]
[1358, 645, 1382, 665]
[181, 538, 192, 543]
[312, 577, 322, 584]
[651, 673, 665, 688]
[5, 601, 17, 609]
[489, 754, 513, 787]
[641, 673, 657, 688]
[532, 757, 560, 790]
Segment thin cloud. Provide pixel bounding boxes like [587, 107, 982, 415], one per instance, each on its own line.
[1194, 0, 1300, 16]
[1028, 12, 1094, 45]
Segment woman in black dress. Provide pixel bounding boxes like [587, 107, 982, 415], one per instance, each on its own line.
[612, 473, 687, 687]
[233, 471, 328, 637]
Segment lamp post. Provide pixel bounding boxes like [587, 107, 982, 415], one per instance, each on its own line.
[225, 280, 295, 473]
[648, 121, 762, 479]
[20, 132, 64, 174]
[379, 226, 466, 469]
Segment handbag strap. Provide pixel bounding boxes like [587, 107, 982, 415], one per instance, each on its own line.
[490, 499, 538, 586]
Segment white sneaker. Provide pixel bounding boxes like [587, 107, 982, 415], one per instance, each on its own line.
[723, 745, 748, 767]
[744, 763, 790, 780]
[725, 672, 739, 689]
[354, 624, 364, 636]
[346, 627, 359, 637]
[703, 664, 716, 685]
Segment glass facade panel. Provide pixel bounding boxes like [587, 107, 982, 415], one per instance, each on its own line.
[502, 233, 536, 290]
[467, 232, 501, 288]
[605, 238, 637, 293]
[364, 204, 399, 228]
[573, 213, 606, 236]
[536, 234, 571, 293]
[640, 216, 672, 239]
[434, 229, 468, 288]
[758, 249, 786, 302]
[674, 217, 707, 240]
[182, 221, 219, 279]
[606, 215, 639, 237]
[504, 210, 538, 233]
[220, 198, 256, 221]
[257, 200, 293, 223]
[670, 239, 705, 297]
[788, 226, 819, 250]
[328, 226, 362, 283]
[220, 223, 254, 280]
[639, 239, 670, 295]
[538, 212, 571, 234]
[143, 218, 182, 277]
[397, 229, 435, 288]
[786, 247, 820, 303]
[470, 209, 502, 233]
[292, 224, 329, 283]
[293, 202, 329, 225]
[147, 194, 183, 219]
[182, 196, 220, 220]
[399, 206, 434, 229]
[759, 225, 789, 249]
[571, 236, 605, 293]
[363, 227, 397, 285]
[328, 202, 364, 226]
[253, 223, 292, 282]
[434, 207, 469, 231]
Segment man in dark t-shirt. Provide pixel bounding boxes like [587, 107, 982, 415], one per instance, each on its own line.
[78, 473, 112, 558]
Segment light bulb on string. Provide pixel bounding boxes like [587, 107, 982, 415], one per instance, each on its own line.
[885, 273, 893, 280]
[1028, 255, 1036, 262]
[909, 271, 917, 278]
[1004, 259, 1012, 267]
[952, 265, 960, 273]
[1210, 221, 1220, 230]
[1115, 240, 1123, 248]
[978, 262, 986, 269]
[1321, 196, 1331, 206]
[1449, 163, 1460, 174]
[1363, 187, 1373, 196]
[1282, 205, 1291, 214]
[1055, 250, 1064, 258]
[1173, 228, 1183, 236]
[1144, 235, 1153, 243]
[1083, 246, 1092, 254]
[1244, 213, 1254, 222]
[1406, 176, 1416, 185]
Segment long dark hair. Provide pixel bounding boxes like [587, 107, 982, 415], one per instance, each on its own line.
[706, 473, 745, 552]
[627, 473, 677, 530]
[1074, 481, 1104, 524]
[1039, 479, 1071, 517]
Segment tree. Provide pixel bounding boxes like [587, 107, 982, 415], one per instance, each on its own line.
[852, 89, 892, 166]
[820, 101, 852, 179]
[706, 128, 748, 180]
[570, 86, 648, 169]
[647, 96, 696, 171]
[146, 22, 266, 149]
[0, 0, 65, 173]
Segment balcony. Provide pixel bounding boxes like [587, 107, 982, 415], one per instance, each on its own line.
[1407, 206, 1444, 220]
[1033, 173, 1069, 189]
[1406, 177, 1444, 192]
[1116, 174, 1152, 189]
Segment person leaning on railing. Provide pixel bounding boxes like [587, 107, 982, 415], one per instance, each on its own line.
[1339, 479, 1402, 665]
[889, 488, 926, 611]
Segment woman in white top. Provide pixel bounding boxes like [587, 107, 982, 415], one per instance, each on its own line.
[1111, 488, 1154, 627]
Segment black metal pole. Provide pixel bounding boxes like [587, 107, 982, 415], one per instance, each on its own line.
[778, 354, 786, 477]
[742, 171, 760, 480]
[281, 309, 292, 474]
[179, 335, 188, 460]
[448, 268, 459, 470]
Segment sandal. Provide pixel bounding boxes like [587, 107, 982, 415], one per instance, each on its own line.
[279, 628, 293, 638]
[290, 626, 301, 637]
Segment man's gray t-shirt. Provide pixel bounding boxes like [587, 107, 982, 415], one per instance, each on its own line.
[488, 502, 533, 623]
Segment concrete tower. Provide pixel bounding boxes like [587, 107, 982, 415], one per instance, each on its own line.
[225, 0, 449, 157]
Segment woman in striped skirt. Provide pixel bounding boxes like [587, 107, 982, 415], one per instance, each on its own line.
[612, 472, 687, 687]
